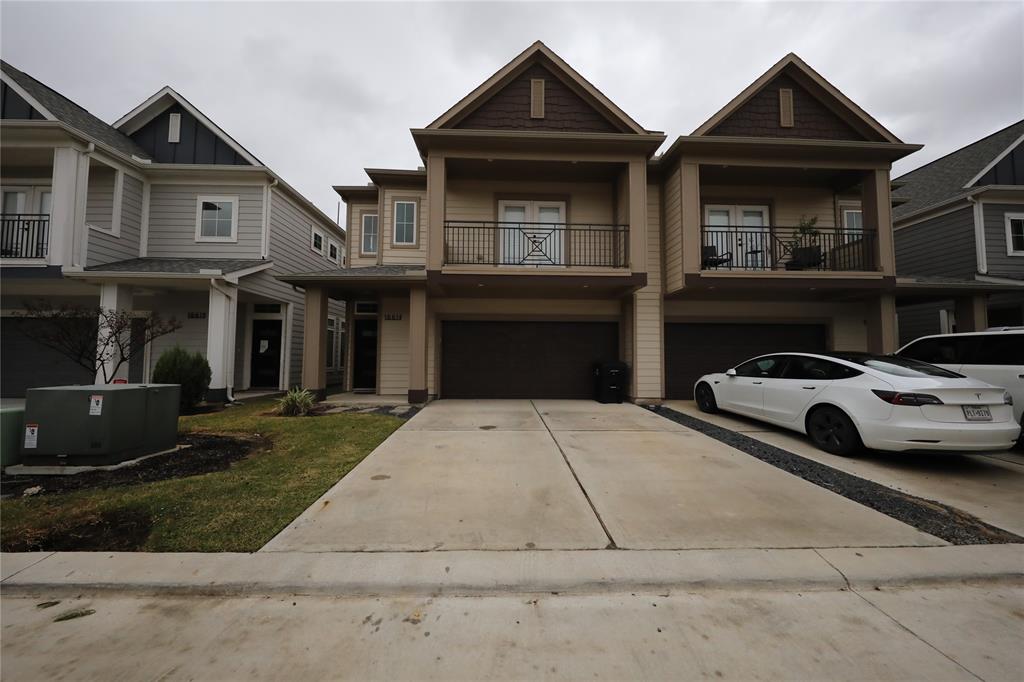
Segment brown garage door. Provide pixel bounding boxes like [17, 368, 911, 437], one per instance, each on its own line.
[442, 321, 619, 399]
[664, 323, 827, 399]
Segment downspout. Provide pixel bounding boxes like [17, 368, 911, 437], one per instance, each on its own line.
[74, 142, 96, 268]
[262, 178, 278, 259]
[966, 193, 987, 275]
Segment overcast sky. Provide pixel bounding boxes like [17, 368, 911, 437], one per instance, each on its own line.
[2, 1, 1021, 221]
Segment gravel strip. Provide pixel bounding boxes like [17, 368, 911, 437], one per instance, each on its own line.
[651, 405, 1023, 545]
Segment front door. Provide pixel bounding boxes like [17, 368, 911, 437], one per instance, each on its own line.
[250, 319, 282, 388]
[352, 318, 378, 391]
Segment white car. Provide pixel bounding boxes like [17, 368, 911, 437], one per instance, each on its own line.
[693, 352, 1020, 456]
[896, 329, 1023, 442]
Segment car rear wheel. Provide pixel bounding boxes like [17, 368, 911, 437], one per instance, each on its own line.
[695, 382, 719, 414]
[807, 406, 863, 456]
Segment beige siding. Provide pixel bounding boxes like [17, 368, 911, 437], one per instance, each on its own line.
[699, 185, 838, 228]
[427, 310, 437, 396]
[147, 183, 264, 258]
[663, 164, 683, 292]
[381, 188, 428, 266]
[379, 295, 410, 395]
[430, 298, 620, 317]
[348, 200, 379, 267]
[631, 182, 663, 401]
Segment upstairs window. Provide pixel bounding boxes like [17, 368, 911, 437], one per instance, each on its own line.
[361, 213, 378, 254]
[393, 200, 417, 246]
[195, 196, 238, 242]
[310, 226, 325, 254]
[1006, 213, 1024, 256]
[327, 238, 340, 264]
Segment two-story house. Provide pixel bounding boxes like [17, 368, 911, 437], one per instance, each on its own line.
[892, 120, 1024, 344]
[285, 42, 940, 404]
[1, 60, 346, 400]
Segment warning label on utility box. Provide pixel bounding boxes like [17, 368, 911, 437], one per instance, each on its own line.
[24, 424, 38, 449]
[89, 395, 104, 416]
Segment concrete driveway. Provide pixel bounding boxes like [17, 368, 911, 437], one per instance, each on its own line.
[263, 400, 941, 552]
[664, 400, 1024, 537]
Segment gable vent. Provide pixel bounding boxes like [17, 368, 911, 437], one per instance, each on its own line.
[168, 112, 181, 143]
[530, 79, 545, 119]
[779, 88, 794, 128]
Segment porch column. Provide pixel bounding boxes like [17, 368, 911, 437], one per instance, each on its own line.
[680, 162, 702, 275]
[861, 169, 895, 276]
[96, 281, 133, 384]
[426, 152, 446, 270]
[206, 281, 238, 403]
[866, 293, 898, 354]
[301, 285, 329, 399]
[955, 294, 989, 332]
[408, 287, 428, 403]
[627, 159, 647, 273]
[49, 147, 89, 268]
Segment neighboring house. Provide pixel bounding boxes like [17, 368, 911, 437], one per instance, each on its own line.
[286, 41, 991, 404]
[892, 120, 1024, 344]
[0, 60, 346, 400]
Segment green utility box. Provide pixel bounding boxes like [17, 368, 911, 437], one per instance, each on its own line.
[21, 384, 180, 466]
[1, 407, 25, 467]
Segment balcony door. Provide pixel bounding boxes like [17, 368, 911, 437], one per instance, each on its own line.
[704, 204, 770, 270]
[498, 200, 566, 266]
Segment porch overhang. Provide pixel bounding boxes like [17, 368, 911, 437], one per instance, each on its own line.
[675, 272, 896, 298]
[893, 276, 1024, 304]
[427, 269, 646, 299]
[65, 258, 274, 289]
[654, 136, 923, 169]
[276, 266, 428, 299]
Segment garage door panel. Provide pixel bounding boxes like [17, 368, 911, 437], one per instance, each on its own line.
[1, 318, 96, 398]
[665, 323, 827, 399]
[442, 321, 618, 399]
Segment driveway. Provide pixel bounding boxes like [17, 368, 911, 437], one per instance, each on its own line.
[664, 400, 1024, 536]
[263, 400, 941, 552]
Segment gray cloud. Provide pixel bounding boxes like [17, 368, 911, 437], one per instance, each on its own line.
[3, 1, 1021, 220]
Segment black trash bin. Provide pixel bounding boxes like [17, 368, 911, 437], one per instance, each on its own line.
[594, 361, 629, 404]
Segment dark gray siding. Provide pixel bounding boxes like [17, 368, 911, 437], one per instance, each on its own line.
[0, 82, 45, 119]
[896, 301, 949, 346]
[983, 203, 1024, 279]
[976, 143, 1023, 186]
[129, 104, 251, 165]
[894, 206, 977, 278]
[88, 175, 143, 266]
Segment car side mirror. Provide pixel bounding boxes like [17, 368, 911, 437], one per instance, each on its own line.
[726, 368, 737, 377]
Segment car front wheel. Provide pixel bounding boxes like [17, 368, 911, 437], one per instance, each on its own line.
[807, 406, 863, 456]
[695, 382, 719, 414]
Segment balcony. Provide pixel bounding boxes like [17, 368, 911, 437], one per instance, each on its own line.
[1, 214, 49, 260]
[700, 225, 877, 272]
[444, 221, 629, 268]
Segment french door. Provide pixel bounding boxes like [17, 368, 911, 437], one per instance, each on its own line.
[497, 200, 566, 266]
[704, 204, 770, 270]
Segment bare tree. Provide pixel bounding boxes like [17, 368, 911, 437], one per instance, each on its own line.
[16, 300, 182, 384]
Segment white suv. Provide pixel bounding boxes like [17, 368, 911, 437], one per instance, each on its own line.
[897, 329, 1023, 444]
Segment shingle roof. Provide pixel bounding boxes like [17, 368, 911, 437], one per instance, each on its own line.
[84, 258, 268, 275]
[1, 59, 152, 160]
[892, 119, 1024, 220]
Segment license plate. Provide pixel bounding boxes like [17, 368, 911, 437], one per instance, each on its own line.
[963, 405, 992, 421]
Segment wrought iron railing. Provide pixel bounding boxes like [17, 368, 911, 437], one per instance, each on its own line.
[444, 221, 629, 268]
[1, 214, 49, 259]
[700, 225, 877, 272]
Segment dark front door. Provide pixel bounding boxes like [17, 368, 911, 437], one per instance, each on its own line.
[250, 319, 282, 388]
[352, 318, 378, 391]
[441, 321, 619, 399]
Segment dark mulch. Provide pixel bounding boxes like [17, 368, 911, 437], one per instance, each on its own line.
[1, 433, 266, 498]
[651, 405, 1024, 545]
[2, 507, 153, 552]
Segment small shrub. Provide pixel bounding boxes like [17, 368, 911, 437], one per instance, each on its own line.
[277, 388, 316, 416]
[153, 346, 212, 410]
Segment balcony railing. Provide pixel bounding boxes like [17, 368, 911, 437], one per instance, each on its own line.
[700, 225, 877, 272]
[444, 221, 628, 268]
[1, 214, 50, 260]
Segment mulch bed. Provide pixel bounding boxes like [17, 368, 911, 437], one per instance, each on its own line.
[1, 433, 266, 498]
[2, 508, 154, 552]
[651, 405, 1023, 545]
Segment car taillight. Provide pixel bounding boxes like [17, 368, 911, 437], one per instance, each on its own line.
[1005, 392, 1014, 406]
[871, 390, 944, 406]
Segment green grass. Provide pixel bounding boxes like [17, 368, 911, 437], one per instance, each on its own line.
[1, 400, 404, 552]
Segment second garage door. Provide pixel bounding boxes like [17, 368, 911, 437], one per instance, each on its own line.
[441, 321, 619, 399]
[664, 322, 827, 399]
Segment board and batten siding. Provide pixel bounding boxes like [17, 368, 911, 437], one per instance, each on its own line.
[147, 184, 264, 258]
[378, 295, 410, 395]
[88, 174, 143, 267]
[894, 206, 976, 278]
[983, 203, 1024, 278]
[380, 187, 428, 266]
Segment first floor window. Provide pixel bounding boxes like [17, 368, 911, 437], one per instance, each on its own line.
[361, 213, 378, 254]
[326, 316, 339, 369]
[1006, 213, 1024, 255]
[394, 201, 416, 245]
[197, 196, 237, 241]
[311, 227, 325, 254]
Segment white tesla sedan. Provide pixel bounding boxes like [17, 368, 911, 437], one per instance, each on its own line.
[693, 352, 1020, 456]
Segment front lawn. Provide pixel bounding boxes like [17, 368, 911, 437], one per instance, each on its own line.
[1, 399, 404, 552]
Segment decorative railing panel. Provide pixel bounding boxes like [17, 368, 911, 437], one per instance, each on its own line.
[444, 221, 629, 268]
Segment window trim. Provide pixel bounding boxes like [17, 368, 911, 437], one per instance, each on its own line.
[327, 238, 340, 264]
[392, 199, 418, 248]
[310, 225, 325, 255]
[194, 195, 239, 243]
[360, 212, 379, 255]
[326, 315, 339, 370]
[1004, 212, 1024, 256]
